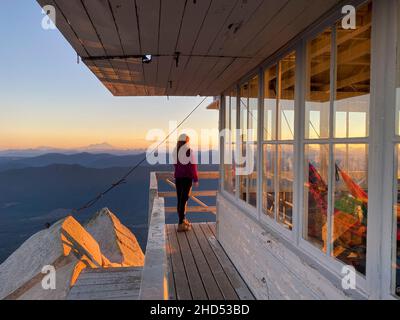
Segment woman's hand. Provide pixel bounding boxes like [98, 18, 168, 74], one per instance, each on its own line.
[194, 182, 199, 188]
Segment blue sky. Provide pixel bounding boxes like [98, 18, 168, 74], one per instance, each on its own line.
[0, 1, 217, 150]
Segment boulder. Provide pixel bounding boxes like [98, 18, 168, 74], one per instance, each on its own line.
[85, 208, 145, 267]
[0, 208, 145, 300]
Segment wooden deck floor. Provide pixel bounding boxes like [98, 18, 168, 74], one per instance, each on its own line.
[166, 223, 255, 300]
[67, 267, 142, 300]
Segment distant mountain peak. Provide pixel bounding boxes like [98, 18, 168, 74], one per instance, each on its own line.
[84, 142, 115, 150]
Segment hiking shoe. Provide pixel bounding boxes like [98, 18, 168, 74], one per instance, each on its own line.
[177, 223, 191, 232]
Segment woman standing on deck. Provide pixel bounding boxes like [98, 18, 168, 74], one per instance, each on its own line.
[174, 134, 199, 232]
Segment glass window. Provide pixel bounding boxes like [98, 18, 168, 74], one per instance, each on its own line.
[302, 2, 371, 276]
[262, 52, 295, 229]
[263, 144, 276, 219]
[239, 77, 259, 207]
[333, 144, 368, 275]
[334, 3, 371, 139]
[304, 144, 329, 250]
[264, 65, 277, 141]
[394, 145, 400, 297]
[279, 52, 296, 141]
[306, 29, 331, 140]
[278, 145, 294, 230]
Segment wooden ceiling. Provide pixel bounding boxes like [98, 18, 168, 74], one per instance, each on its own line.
[37, 0, 342, 96]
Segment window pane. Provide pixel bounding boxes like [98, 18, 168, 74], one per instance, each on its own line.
[306, 29, 331, 139]
[238, 82, 258, 208]
[304, 144, 329, 250]
[231, 91, 237, 143]
[279, 52, 296, 141]
[240, 83, 248, 142]
[333, 144, 368, 275]
[278, 144, 294, 230]
[239, 143, 257, 207]
[394, 145, 400, 297]
[264, 65, 277, 141]
[249, 76, 259, 142]
[334, 3, 371, 138]
[263, 144, 276, 219]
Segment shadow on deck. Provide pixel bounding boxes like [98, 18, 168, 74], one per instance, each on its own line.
[166, 223, 254, 300]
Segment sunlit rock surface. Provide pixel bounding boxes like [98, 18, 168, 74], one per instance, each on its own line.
[0, 208, 145, 300]
[86, 208, 145, 267]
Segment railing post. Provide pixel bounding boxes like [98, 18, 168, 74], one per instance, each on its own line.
[148, 172, 158, 226]
[140, 196, 168, 300]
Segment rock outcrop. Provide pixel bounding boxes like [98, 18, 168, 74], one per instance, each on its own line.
[0, 208, 145, 300]
[86, 208, 145, 267]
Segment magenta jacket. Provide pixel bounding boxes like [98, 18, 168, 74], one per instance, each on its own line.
[174, 148, 199, 183]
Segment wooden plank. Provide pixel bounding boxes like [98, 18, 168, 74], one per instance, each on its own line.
[136, 0, 160, 54]
[191, 224, 238, 300]
[165, 225, 177, 300]
[159, 0, 186, 55]
[207, 0, 265, 56]
[183, 57, 219, 95]
[191, 0, 238, 56]
[216, 0, 287, 57]
[174, 225, 208, 300]
[166, 225, 192, 300]
[158, 191, 217, 198]
[208, 222, 217, 237]
[156, 171, 219, 180]
[185, 227, 224, 300]
[67, 267, 141, 300]
[168, 55, 190, 96]
[176, 0, 212, 54]
[135, 0, 160, 95]
[109, 0, 141, 55]
[83, 0, 123, 56]
[55, 0, 118, 82]
[165, 206, 216, 214]
[110, 0, 146, 94]
[200, 224, 255, 300]
[195, 57, 236, 96]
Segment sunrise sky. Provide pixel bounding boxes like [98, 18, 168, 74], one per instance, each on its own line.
[0, 1, 218, 151]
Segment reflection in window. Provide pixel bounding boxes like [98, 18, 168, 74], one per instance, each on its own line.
[239, 77, 259, 207]
[264, 65, 277, 141]
[306, 29, 331, 139]
[223, 91, 236, 195]
[304, 144, 329, 249]
[395, 145, 400, 297]
[333, 144, 368, 275]
[278, 145, 294, 230]
[263, 144, 276, 219]
[334, 3, 371, 138]
[262, 53, 295, 229]
[279, 52, 296, 141]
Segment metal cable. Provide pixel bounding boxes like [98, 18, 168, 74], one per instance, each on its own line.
[72, 96, 209, 214]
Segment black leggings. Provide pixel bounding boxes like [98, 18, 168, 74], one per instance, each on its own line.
[176, 178, 192, 224]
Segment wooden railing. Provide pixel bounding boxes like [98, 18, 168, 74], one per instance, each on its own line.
[151, 172, 219, 217]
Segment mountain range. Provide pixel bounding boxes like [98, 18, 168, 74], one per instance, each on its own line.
[0, 152, 218, 264]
